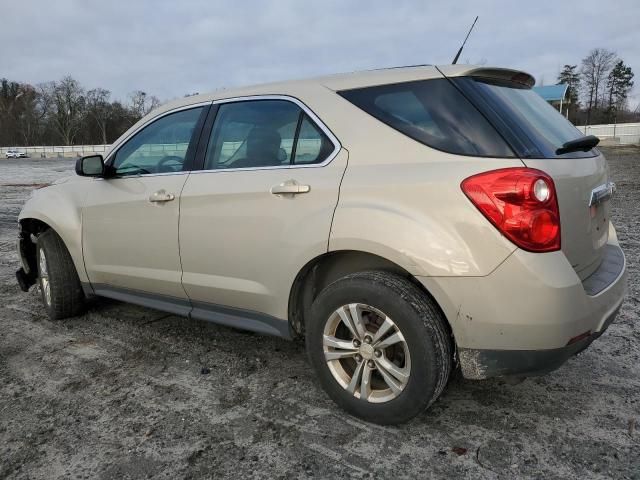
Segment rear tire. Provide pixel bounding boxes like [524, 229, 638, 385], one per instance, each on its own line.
[306, 271, 452, 425]
[36, 229, 86, 319]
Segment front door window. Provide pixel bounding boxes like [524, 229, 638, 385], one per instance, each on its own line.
[112, 107, 204, 176]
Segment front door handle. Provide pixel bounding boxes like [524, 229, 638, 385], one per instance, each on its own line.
[149, 190, 175, 203]
[270, 181, 311, 195]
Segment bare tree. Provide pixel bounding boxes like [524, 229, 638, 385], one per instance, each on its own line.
[0, 79, 24, 145]
[129, 90, 160, 120]
[15, 84, 45, 145]
[580, 48, 616, 124]
[0, 75, 167, 147]
[86, 88, 111, 144]
[43, 76, 86, 145]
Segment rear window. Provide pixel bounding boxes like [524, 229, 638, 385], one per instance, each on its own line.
[338, 79, 516, 158]
[452, 77, 597, 159]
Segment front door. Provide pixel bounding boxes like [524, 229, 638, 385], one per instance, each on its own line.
[179, 98, 346, 321]
[82, 105, 207, 306]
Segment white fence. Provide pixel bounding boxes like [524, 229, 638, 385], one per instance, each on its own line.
[581, 122, 640, 145]
[0, 145, 111, 157]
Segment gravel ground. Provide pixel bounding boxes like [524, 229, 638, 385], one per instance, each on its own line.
[0, 150, 638, 479]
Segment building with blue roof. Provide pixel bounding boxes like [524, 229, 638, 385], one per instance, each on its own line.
[532, 84, 570, 118]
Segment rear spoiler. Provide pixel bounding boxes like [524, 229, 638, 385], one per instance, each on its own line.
[436, 66, 535, 88]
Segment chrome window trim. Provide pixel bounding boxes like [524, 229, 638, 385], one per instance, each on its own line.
[191, 94, 342, 174]
[103, 101, 212, 173]
[103, 95, 342, 178]
[94, 171, 190, 181]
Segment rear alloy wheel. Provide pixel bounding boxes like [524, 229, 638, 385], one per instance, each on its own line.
[307, 271, 452, 425]
[323, 303, 411, 403]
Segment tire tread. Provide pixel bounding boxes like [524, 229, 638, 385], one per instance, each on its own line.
[37, 229, 85, 319]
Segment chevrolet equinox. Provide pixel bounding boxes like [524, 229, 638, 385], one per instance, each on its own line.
[15, 65, 627, 424]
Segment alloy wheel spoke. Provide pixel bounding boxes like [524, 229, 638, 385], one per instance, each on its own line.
[346, 360, 365, 394]
[376, 361, 404, 394]
[360, 363, 373, 401]
[348, 304, 367, 339]
[39, 252, 48, 276]
[372, 316, 394, 344]
[336, 306, 359, 340]
[376, 356, 409, 382]
[323, 335, 357, 351]
[375, 331, 405, 349]
[325, 350, 357, 361]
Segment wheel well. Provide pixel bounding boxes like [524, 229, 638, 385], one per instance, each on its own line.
[18, 218, 51, 275]
[288, 250, 454, 344]
[20, 218, 51, 235]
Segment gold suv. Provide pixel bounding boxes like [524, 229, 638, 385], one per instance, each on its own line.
[16, 65, 627, 424]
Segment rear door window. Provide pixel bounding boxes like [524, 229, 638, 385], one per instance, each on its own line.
[339, 79, 516, 158]
[204, 100, 336, 169]
[204, 100, 300, 170]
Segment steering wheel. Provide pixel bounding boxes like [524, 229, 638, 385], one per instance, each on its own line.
[157, 155, 184, 172]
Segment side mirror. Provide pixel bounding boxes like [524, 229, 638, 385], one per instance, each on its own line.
[76, 155, 105, 177]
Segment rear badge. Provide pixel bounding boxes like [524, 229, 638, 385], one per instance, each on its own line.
[589, 182, 616, 208]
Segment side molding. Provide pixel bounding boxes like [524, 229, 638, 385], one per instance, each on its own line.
[88, 284, 291, 338]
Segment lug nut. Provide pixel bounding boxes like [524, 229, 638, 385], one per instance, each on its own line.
[355, 354, 363, 362]
[364, 335, 372, 344]
[353, 339, 361, 348]
[374, 349, 382, 358]
[367, 360, 375, 368]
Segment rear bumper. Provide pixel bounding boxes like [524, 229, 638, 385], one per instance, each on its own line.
[418, 238, 627, 379]
[457, 304, 620, 379]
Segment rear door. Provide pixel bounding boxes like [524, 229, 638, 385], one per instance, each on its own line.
[179, 97, 346, 321]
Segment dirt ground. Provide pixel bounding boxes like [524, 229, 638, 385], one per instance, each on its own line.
[0, 149, 638, 479]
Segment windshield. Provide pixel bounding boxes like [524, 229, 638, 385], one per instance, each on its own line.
[453, 77, 596, 159]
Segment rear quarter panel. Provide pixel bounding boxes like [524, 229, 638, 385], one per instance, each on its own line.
[321, 96, 523, 277]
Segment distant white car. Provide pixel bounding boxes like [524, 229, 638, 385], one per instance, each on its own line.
[5, 149, 28, 158]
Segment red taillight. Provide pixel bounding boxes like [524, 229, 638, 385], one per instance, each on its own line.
[461, 168, 561, 252]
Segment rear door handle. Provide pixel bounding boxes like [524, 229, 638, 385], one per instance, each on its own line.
[149, 190, 175, 203]
[270, 182, 310, 195]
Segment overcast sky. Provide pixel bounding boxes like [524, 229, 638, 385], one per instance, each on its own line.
[2, 0, 639, 106]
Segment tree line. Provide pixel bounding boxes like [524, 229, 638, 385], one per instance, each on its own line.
[0, 76, 161, 147]
[556, 48, 636, 125]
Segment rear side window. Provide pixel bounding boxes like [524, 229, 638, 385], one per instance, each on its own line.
[452, 77, 597, 158]
[293, 115, 335, 165]
[339, 79, 515, 158]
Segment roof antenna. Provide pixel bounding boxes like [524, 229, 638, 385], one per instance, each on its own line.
[452, 16, 479, 65]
